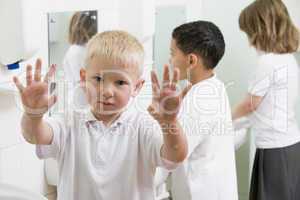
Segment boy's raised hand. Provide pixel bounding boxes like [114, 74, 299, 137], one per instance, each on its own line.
[148, 65, 192, 123]
[13, 59, 57, 117]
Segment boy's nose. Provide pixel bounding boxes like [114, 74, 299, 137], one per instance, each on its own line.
[102, 86, 114, 98]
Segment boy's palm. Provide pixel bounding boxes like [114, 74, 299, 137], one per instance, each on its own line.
[13, 59, 57, 116]
[148, 65, 192, 122]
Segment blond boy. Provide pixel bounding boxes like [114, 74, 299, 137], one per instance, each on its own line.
[13, 31, 191, 200]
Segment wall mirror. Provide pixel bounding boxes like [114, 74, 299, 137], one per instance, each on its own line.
[47, 10, 98, 115]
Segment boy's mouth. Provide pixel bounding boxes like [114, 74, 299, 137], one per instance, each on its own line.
[98, 101, 114, 106]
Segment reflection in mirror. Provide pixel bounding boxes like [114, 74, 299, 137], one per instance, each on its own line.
[48, 10, 98, 116]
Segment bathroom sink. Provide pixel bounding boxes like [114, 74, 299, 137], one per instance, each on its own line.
[0, 182, 47, 200]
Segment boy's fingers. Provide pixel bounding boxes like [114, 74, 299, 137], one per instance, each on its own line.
[162, 65, 170, 88]
[172, 68, 179, 85]
[151, 83, 160, 100]
[151, 70, 160, 89]
[34, 58, 42, 82]
[26, 64, 33, 86]
[147, 105, 154, 113]
[147, 105, 159, 118]
[180, 83, 192, 99]
[48, 95, 57, 108]
[151, 71, 161, 99]
[44, 64, 56, 83]
[13, 76, 25, 93]
[171, 68, 179, 90]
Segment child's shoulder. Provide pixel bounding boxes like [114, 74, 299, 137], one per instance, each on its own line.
[257, 53, 294, 68]
[189, 75, 226, 97]
[180, 75, 231, 119]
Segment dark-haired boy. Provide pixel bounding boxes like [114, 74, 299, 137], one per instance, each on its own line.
[169, 21, 238, 200]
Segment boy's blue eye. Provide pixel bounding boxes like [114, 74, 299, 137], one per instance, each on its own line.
[116, 80, 127, 85]
[93, 76, 102, 82]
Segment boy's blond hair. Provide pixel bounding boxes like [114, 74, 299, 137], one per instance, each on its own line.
[239, 0, 300, 53]
[85, 31, 144, 76]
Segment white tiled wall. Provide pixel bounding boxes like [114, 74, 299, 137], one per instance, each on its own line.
[0, 144, 46, 192]
[0, 92, 47, 195]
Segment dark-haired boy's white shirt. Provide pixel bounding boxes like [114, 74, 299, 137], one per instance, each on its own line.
[171, 74, 238, 200]
[35, 106, 177, 200]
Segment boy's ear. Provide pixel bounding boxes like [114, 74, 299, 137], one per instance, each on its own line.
[80, 68, 86, 88]
[132, 78, 145, 97]
[188, 54, 198, 70]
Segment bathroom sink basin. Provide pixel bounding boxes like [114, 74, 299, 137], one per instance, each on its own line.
[0, 182, 47, 200]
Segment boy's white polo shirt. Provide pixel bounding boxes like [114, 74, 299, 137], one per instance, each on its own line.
[36, 107, 176, 200]
[171, 74, 238, 200]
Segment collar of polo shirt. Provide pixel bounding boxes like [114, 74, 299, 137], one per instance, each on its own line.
[84, 97, 135, 128]
[85, 109, 127, 126]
